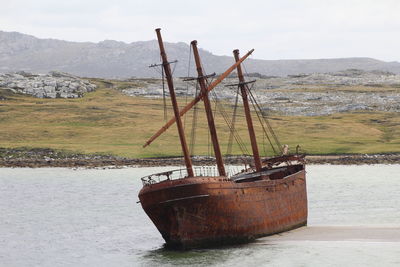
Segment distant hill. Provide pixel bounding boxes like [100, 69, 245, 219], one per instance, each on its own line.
[1, 30, 400, 78]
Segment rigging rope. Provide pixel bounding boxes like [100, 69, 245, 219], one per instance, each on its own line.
[210, 88, 218, 157]
[161, 67, 167, 122]
[246, 83, 282, 153]
[247, 86, 277, 154]
[226, 86, 240, 155]
[240, 61, 283, 154]
[189, 83, 199, 155]
[262, 132, 267, 156]
[200, 63, 217, 158]
[171, 59, 178, 75]
[183, 45, 192, 130]
[201, 63, 249, 157]
[211, 90, 250, 156]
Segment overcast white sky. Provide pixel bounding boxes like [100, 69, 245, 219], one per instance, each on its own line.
[1, 0, 399, 61]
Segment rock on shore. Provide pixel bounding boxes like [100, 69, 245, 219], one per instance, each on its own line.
[0, 71, 96, 98]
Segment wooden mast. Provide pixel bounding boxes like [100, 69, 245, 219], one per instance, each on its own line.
[143, 49, 254, 148]
[191, 40, 226, 177]
[155, 28, 194, 177]
[233, 49, 262, 172]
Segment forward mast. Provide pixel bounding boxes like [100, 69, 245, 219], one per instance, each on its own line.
[155, 28, 194, 177]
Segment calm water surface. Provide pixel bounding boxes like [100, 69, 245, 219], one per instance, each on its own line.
[0, 165, 399, 266]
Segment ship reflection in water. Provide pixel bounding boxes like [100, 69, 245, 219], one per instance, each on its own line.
[0, 165, 399, 266]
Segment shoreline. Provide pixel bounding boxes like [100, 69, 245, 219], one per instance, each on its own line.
[0, 149, 399, 168]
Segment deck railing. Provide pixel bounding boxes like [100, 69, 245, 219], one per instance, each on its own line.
[140, 165, 244, 186]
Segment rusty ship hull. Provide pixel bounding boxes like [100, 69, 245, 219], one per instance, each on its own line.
[139, 164, 307, 248]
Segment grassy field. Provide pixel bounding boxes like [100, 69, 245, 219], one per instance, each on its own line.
[0, 79, 399, 158]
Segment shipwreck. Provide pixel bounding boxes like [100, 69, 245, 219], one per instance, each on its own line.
[138, 28, 307, 248]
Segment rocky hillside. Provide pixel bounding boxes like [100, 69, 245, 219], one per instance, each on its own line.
[123, 69, 400, 116]
[1, 31, 400, 78]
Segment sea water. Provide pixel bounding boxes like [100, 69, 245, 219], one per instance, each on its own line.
[0, 165, 399, 266]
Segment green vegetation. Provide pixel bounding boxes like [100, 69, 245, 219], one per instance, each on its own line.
[0, 80, 399, 158]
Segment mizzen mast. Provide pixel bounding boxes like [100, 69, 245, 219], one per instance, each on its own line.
[191, 40, 226, 177]
[233, 49, 262, 172]
[155, 28, 194, 177]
